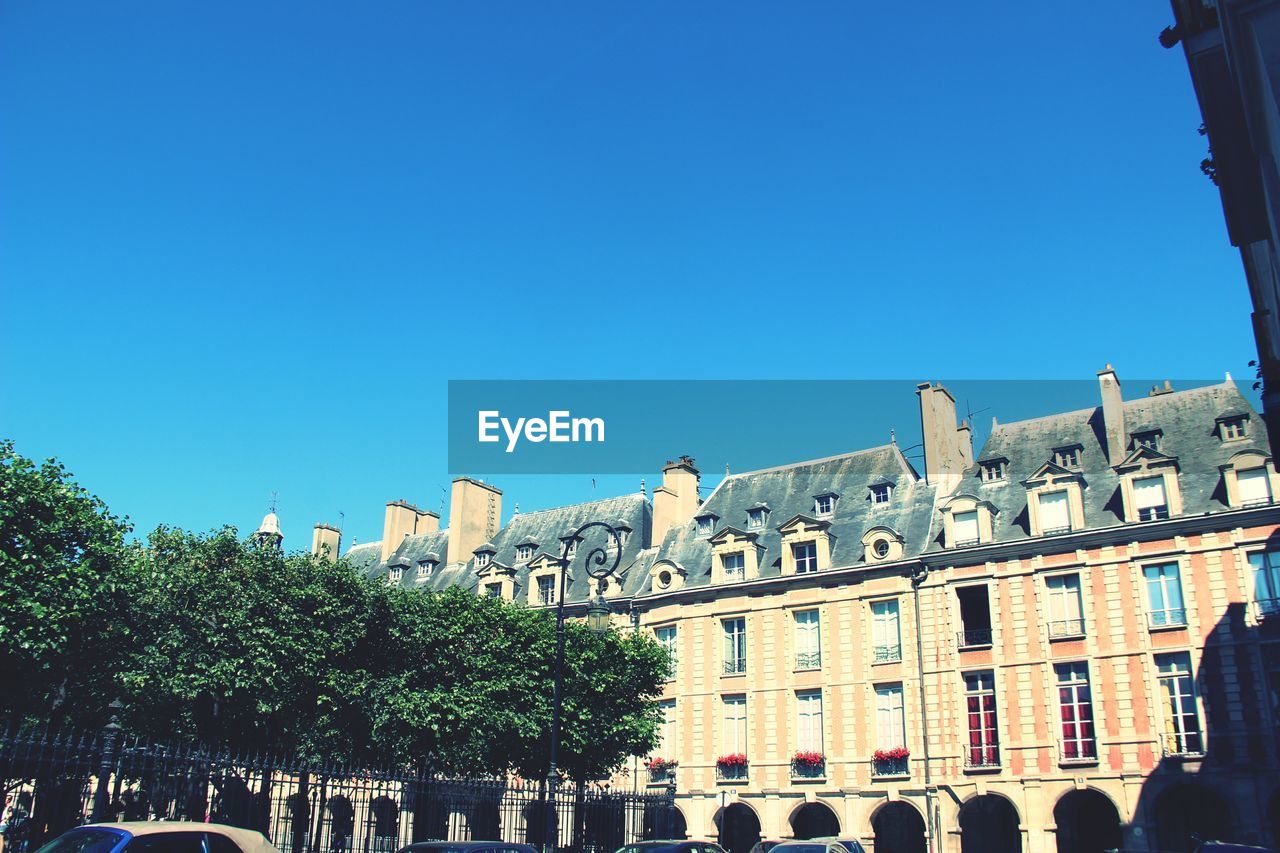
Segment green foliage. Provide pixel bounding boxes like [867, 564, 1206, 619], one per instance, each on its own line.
[0, 440, 132, 725]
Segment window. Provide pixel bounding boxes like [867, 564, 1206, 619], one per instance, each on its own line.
[483, 583, 502, 598]
[956, 586, 992, 648]
[517, 544, 534, 562]
[793, 541, 818, 574]
[1144, 562, 1186, 628]
[796, 690, 824, 754]
[387, 568, 403, 584]
[1054, 446, 1082, 469]
[1133, 430, 1162, 452]
[1046, 574, 1085, 638]
[475, 552, 491, 568]
[1156, 652, 1202, 756]
[537, 575, 556, 606]
[872, 599, 901, 662]
[1038, 490, 1071, 535]
[873, 538, 891, 559]
[981, 460, 1006, 482]
[564, 539, 578, 558]
[1134, 475, 1170, 521]
[1055, 662, 1097, 762]
[795, 609, 821, 670]
[722, 551, 745, 582]
[655, 626, 678, 680]
[723, 617, 747, 674]
[747, 507, 766, 529]
[874, 683, 905, 749]
[871, 484, 892, 505]
[1239, 467, 1273, 506]
[417, 560, 434, 578]
[964, 671, 1000, 768]
[123, 833, 207, 853]
[696, 515, 715, 537]
[814, 495, 835, 517]
[722, 695, 748, 756]
[658, 699, 677, 756]
[954, 510, 980, 547]
[1221, 416, 1247, 440]
[1251, 549, 1280, 618]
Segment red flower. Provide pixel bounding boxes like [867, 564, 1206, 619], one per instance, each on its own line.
[873, 746, 910, 761]
[792, 751, 825, 766]
[645, 757, 679, 772]
[716, 753, 748, 768]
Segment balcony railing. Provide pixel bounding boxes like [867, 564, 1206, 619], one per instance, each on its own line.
[723, 659, 746, 675]
[871, 755, 909, 777]
[954, 538, 980, 548]
[795, 651, 821, 670]
[1138, 505, 1171, 522]
[1147, 608, 1188, 629]
[715, 762, 748, 781]
[1256, 598, 1280, 621]
[648, 766, 676, 785]
[1059, 739, 1098, 764]
[957, 628, 993, 649]
[873, 644, 902, 663]
[1162, 731, 1205, 758]
[1041, 525, 1071, 536]
[791, 758, 825, 779]
[1241, 497, 1274, 508]
[1048, 619, 1086, 639]
[964, 747, 1000, 769]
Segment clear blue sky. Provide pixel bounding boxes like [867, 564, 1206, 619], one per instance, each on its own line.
[0, 2, 1256, 550]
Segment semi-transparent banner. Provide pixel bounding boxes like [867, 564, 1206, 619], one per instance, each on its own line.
[447, 378, 1228, 474]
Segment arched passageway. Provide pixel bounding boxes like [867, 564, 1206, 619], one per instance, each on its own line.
[873, 801, 926, 853]
[791, 802, 840, 840]
[644, 804, 687, 840]
[1054, 790, 1120, 853]
[1154, 785, 1232, 853]
[714, 802, 762, 853]
[959, 795, 1021, 853]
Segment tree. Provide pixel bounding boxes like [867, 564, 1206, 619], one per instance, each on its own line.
[0, 440, 132, 726]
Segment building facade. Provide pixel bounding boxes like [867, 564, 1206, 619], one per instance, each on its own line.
[323, 369, 1280, 853]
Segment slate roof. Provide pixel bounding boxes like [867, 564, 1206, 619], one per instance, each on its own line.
[948, 380, 1269, 547]
[637, 444, 939, 593]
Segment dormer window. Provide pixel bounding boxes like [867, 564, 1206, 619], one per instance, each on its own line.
[1220, 415, 1248, 441]
[954, 511, 980, 547]
[746, 504, 769, 530]
[516, 544, 534, 562]
[417, 560, 435, 578]
[1134, 475, 1170, 521]
[814, 494, 836, 518]
[870, 484, 892, 506]
[980, 459, 1007, 482]
[564, 540, 578, 559]
[475, 553, 490, 568]
[1132, 430, 1162, 452]
[1054, 446, 1082, 469]
[696, 514, 717, 537]
[388, 568, 403, 584]
[722, 551, 745, 582]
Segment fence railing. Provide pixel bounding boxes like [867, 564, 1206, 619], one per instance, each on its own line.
[0, 724, 676, 853]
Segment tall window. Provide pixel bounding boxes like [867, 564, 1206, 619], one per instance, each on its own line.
[964, 671, 1000, 768]
[537, 575, 556, 606]
[1144, 562, 1186, 628]
[1055, 662, 1097, 762]
[658, 699, 677, 756]
[655, 625, 678, 680]
[796, 690, 824, 754]
[1134, 475, 1170, 521]
[794, 609, 821, 670]
[956, 586, 992, 648]
[723, 617, 747, 674]
[1038, 490, 1071, 535]
[722, 695, 748, 755]
[875, 684, 905, 749]
[1156, 652, 1202, 756]
[1239, 467, 1273, 506]
[872, 599, 902, 662]
[722, 552, 745, 582]
[954, 510, 980, 546]
[1046, 573, 1085, 638]
[793, 541, 818, 574]
[1252, 549, 1280, 618]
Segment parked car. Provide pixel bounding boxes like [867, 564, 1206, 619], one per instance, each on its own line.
[615, 841, 726, 853]
[34, 822, 276, 853]
[398, 843, 538, 853]
[1195, 844, 1275, 853]
[806, 839, 867, 853]
[769, 843, 845, 853]
[747, 841, 782, 853]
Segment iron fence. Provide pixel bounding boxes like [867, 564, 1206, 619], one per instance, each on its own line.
[0, 724, 676, 853]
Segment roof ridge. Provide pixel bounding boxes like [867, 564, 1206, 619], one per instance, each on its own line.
[991, 380, 1240, 434]
[723, 444, 897, 479]
[506, 491, 644, 520]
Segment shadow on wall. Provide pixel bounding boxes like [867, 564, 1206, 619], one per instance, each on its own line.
[1131, 531, 1280, 853]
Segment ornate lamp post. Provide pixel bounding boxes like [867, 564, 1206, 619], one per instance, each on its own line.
[542, 520, 623, 853]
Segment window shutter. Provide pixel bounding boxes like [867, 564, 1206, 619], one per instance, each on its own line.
[1134, 476, 1167, 509]
[954, 511, 980, 543]
[1039, 491, 1070, 531]
[1239, 467, 1272, 503]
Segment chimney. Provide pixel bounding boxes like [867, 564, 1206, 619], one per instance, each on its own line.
[1098, 364, 1126, 465]
[652, 455, 701, 544]
[380, 501, 441, 561]
[957, 419, 974, 468]
[446, 477, 503, 565]
[312, 523, 341, 561]
[916, 383, 967, 490]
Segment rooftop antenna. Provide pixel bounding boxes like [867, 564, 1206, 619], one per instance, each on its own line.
[514, 502, 521, 515]
[268, 490, 279, 513]
[338, 511, 345, 535]
[438, 486, 446, 517]
[591, 477, 597, 497]
[640, 478, 647, 498]
[725, 463, 730, 477]
[890, 428, 897, 445]
[964, 399, 991, 424]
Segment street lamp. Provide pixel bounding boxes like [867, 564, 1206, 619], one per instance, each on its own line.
[543, 520, 624, 853]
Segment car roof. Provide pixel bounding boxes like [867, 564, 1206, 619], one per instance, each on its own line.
[406, 844, 535, 850]
[87, 822, 276, 852]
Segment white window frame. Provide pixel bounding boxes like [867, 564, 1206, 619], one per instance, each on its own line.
[953, 510, 980, 546]
[792, 540, 818, 574]
[794, 609, 821, 670]
[814, 495, 835, 517]
[1143, 561, 1186, 628]
[721, 694, 748, 755]
[1055, 661, 1097, 763]
[1134, 474, 1170, 521]
[871, 599, 902, 663]
[795, 690, 824, 754]
[1046, 572, 1085, 638]
[1038, 489, 1071, 535]
[722, 551, 745, 582]
[536, 574, 556, 607]
[723, 617, 747, 675]
[1155, 652, 1203, 756]
[655, 625, 678, 681]
[475, 552, 491, 568]
[874, 683, 906, 750]
[871, 484, 892, 505]
[963, 670, 1000, 768]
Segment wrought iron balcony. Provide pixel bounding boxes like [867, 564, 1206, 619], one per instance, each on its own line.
[1255, 598, 1280, 621]
[648, 766, 676, 785]
[723, 659, 746, 675]
[957, 629, 992, 649]
[1041, 525, 1071, 536]
[1058, 740, 1098, 764]
[964, 747, 1000, 769]
[1147, 608, 1187, 629]
[791, 757, 825, 779]
[1048, 619, 1086, 639]
[795, 651, 821, 670]
[871, 754, 909, 777]
[715, 761, 748, 781]
[1138, 505, 1171, 522]
[954, 537, 980, 548]
[873, 644, 902, 663]
[1162, 731, 1204, 758]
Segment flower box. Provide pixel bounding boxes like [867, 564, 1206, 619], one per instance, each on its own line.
[716, 753, 748, 780]
[872, 746, 909, 777]
[791, 751, 825, 779]
[646, 757, 678, 784]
